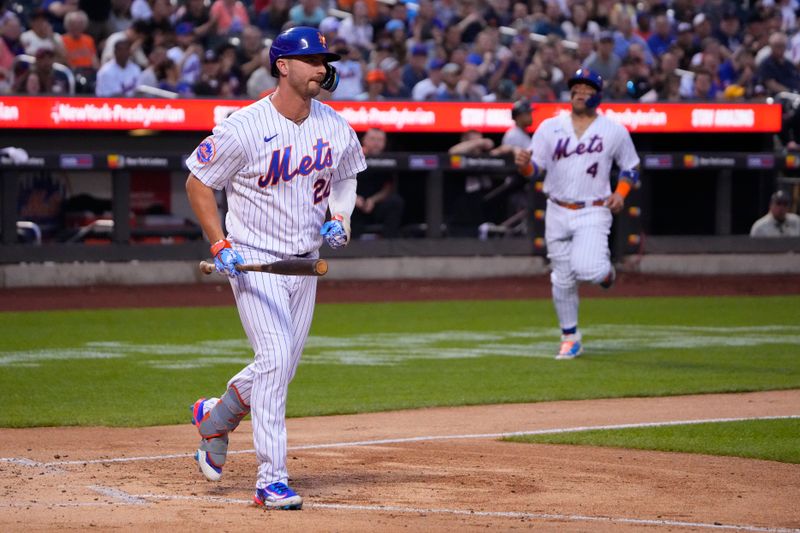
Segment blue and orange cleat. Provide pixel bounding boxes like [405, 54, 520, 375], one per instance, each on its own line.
[253, 482, 303, 510]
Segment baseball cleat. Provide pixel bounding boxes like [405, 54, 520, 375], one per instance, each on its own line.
[253, 482, 303, 510]
[556, 335, 583, 360]
[599, 265, 616, 289]
[194, 449, 223, 481]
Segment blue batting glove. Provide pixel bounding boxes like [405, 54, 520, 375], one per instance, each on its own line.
[213, 246, 246, 277]
[320, 215, 349, 249]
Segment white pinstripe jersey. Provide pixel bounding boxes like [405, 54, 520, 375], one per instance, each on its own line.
[529, 114, 639, 202]
[186, 96, 367, 255]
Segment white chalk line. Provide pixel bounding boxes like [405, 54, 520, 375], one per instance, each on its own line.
[1, 415, 798, 468]
[81, 487, 800, 533]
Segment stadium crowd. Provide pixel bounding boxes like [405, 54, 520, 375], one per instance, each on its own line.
[0, 0, 799, 108]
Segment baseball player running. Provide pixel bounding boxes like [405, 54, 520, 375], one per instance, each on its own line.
[515, 68, 640, 359]
[185, 27, 366, 509]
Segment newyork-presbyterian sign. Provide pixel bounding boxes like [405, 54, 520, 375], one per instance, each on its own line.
[0, 96, 782, 133]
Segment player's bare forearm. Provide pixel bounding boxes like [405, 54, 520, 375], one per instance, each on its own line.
[605, 192, 625, 214]
[186, 174, 225, 243]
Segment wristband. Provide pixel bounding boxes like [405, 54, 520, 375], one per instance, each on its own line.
[210, 239, 231, 257]
[615, 181, 631, 199]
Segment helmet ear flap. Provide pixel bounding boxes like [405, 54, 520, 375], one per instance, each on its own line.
[321, 63, 339, 92]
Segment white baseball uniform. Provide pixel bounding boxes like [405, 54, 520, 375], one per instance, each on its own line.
[187, 95, 366, 488]
[528, 113, 639, 332]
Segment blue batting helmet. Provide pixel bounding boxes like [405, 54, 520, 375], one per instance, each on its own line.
[567, 68, 603, 108]
[269, 26, 341, 78]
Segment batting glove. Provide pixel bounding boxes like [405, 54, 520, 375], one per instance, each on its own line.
[320, 214, 349, 249]
[211, 239, 246, 277]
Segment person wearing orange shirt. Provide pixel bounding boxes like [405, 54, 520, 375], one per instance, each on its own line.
[209, 0, 250, 37]
[61, 10, 98, 73]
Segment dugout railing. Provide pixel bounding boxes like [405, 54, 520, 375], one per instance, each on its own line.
[1, 150, 799, 264]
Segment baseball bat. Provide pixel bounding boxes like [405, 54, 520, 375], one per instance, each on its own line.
[199, 258, 328, 276]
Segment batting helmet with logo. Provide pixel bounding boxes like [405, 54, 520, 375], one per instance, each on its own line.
[567, 68, 603, 108]
[269, 26, 341, 90]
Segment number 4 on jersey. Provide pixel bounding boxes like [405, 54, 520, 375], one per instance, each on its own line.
[586, 162, 598, 178]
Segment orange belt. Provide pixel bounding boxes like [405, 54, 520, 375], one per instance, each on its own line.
[550, 197, 605, 210]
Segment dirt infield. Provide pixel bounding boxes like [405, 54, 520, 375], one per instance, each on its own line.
[2, 273, 800, 312]
[1, 391, 798, 532]
[1, 275, 799, 531]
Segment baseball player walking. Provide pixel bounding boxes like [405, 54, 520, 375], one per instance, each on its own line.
[515, 68, 640, 359]
[185, 27, 366, 509]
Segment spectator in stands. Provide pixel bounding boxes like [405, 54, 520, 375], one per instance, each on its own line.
[21, 8, 67, 63]
[288, 0, 325, 28]
[562, 3, 599, 41]
[356, 68, 385, 100]
[43, 0, 79, 34]
[532, 2, 565, 39]
[167, 22, 202, 86]
[379, 56, 410, 99]
[156, 58, 192, 95]
[492, 34, 530, 89]
[532, 42, 564, 87]
[458, 59, 489, 100]
[330, 38, 364, 100]
[62, 10, 98, 76]
[674, 22, 699, 69]
[647, 13, 674, 58]
[14, 46, 71, 94]
[95, 38, 141, 96]
[235, 25, 265, 79]
[402, 43, 429, 94]
[102, 19, 148, 67]
[750, 190, 800, 237]
[108, 0, 133, 34]
[131, 0, 152, 21]
[136, 42, 167, 88]
[715, 8, 743, 55]
[193, 48, 223, 95]
[256, 0, 290, 38]
[351, 127, 405, 239]
[1, 14, 23, 57]
[339, 0, 374, 55]
[434, 61, 464, 100]
[318, 15, 340, 43]
[612, 10, 653, 66]
[658, 71, 682, 101]
[245, 48, 276, 98]
[0, 16, 17, 88]
[177, 0, 215, 46]
[215, 42, 244, 96]
[210, 0, 249, 39]
[692, 13, 714, 44]
[411, 57, 444, 100]
[758, 32, 800, 96]
[583, 31, 621, 83]
[681, 68, 719, 100]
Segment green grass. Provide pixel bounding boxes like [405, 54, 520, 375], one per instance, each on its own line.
[504, 418, 800, 464]
[0, 295, 798, 427]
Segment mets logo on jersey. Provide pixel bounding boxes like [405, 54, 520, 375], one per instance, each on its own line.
[196, 137, 216, 165]
[258, 138, 334, 187]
